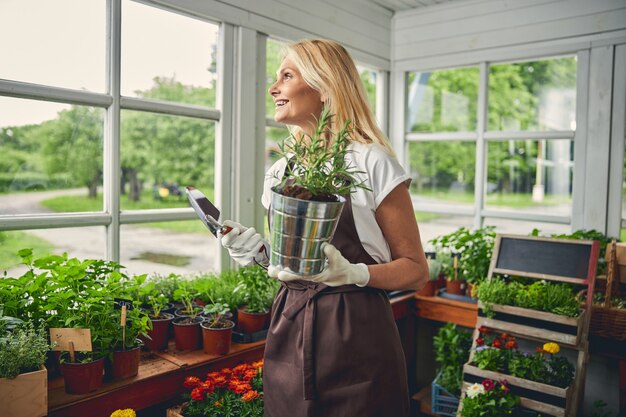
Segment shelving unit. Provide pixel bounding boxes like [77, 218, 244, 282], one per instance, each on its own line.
[459, 234, 600, 417]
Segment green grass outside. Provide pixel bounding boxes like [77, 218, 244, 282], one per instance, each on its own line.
[41, 189, 196, 212]
[0, 231, 55, 271]
[415, 189, 570, 209]
[415, 211, 442, 222]
[621, 228, 626, 242]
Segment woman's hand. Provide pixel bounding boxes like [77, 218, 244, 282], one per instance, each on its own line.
[219, 220, 269, 267]
[268, 243, 370, 287]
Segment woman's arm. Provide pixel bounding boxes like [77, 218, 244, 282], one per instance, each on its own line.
[366, 183, 429, 291]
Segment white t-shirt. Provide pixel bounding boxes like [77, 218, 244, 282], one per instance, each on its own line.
[262, 142, 411, 264]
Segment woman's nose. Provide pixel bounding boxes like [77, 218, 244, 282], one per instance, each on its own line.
[268, 81, 278, 96]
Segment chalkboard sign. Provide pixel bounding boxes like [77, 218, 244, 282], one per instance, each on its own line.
[490, 234, 599, 285]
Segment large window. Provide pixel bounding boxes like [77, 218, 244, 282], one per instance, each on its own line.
[407, 56, 577, 241]
[0, 1, 220, 276]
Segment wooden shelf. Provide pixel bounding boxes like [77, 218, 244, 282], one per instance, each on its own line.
[47, 294, 415, 417]
[414, 294, 478, 328]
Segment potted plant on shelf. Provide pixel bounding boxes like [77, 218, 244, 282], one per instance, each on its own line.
[200, 300, 235, 355]
[172, 282, 203, 351]
[460, 379, 519, 417]
[430, 226, 496, 296]
[270, 107, 370, 275]
[137, 280, 175, 351]
[233, 266, 279, 334]
[417, 257, 442, 297]
[0, 314, 50, 417]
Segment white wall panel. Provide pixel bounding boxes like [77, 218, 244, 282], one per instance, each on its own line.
[144, 0, 392, 68]
[393, 0, 626, 66]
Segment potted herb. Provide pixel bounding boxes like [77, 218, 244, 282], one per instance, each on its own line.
[430, 227, 496, 296]
[138, 283, 175, 351]
[200, 301, 235, 355]
[0, 314, 49, 417]
[172, 281, 203, 351]
[233, 266, 279, 334]
[433, 323, 473, 397]
[270, 107, 370, 275]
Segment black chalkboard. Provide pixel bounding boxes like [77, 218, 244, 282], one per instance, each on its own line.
[493, 235, 595, 280]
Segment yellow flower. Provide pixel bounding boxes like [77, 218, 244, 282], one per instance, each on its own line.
[466, 383, 485, 399]
[110, 409, 136, 417]
[543, 342, 560, 354]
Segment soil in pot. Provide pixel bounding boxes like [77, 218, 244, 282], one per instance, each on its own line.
[141, 312, 174, 351]
[279, 184, 339, 202]
[237, 307, 270, 334]
[201, 319, 235, 355]
[172, 316, 203, 351]
[60, 357, 105, 395]
[104, 342, 142, 380]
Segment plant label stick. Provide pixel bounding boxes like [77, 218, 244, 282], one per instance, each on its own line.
[68, 341, 75, 363]
[121, 304, 127, 351]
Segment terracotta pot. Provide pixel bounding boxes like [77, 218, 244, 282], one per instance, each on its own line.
[201, 319, 235, 355]
[141, 313, 174, 351]
[60, 357, 104, 395]
[237, 307, 269, 334]
[105, 342, 142, 380]
[417, 280, 437, 297]
[172, 316, 203, 351]
[445, 279, 466, 295]
[466, 282, 475, 298]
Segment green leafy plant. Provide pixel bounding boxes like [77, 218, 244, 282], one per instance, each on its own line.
[427, 258, 443, 281]
[429, 227, 496, 284]
[173, 280, 202, 321]
[0, 316, 50, 379]
[476, 277, 580, 318]
[203, 301, 232, 329]
[233, 266, 280, 314]
[274, 107, 370, 201]
[433, 322, 473, 395]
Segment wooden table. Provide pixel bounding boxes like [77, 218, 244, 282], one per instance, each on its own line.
[414, 294, 478, 328]
[47, 293, 416, 417]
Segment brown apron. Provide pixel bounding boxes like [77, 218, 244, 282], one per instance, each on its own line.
[264, 195, 410, 417]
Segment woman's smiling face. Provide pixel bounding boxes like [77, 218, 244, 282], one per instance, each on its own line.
[268, 58, 324, 133]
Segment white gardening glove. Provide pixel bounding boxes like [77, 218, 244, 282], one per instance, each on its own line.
[268, 243, 370, 287]
[219, 220, 269, 267]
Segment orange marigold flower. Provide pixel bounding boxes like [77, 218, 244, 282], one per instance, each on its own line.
[220, 368, 233, 375]
[184, 376, 201, 389]
[191, 387, 204, 401]
[253, 359, 264, 369]
[242, 390, 261, 402]
[505, 340, 517, 349]
[200, 381, 215, 395]
[213, 401, 222, 408]
[233, 364, 250, 375]
[213, 375, 228, 388]
[206, 371, 220, 380]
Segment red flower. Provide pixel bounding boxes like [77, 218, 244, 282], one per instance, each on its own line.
[212, 375, 228, 388]
[184, 376, 201, 389]
[191, 387, 205, 401]
[478, 326, 491, 334]
[200, 381, 215, 395]
[500, 332, 509, 340]
[476, 337, 484, 346]
[505, 340, 517, 349]
[242, 390, 261, 402]
[481, 379, 494, 391]
[492, 339, 502, 348]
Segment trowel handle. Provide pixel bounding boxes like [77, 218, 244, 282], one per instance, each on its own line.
[219, 225, 233, 235]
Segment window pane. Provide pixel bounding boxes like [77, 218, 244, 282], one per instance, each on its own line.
[120, 111, 215, 210]
[485, 140, 572, 217]
[407, 67, 479, 133]
[488, 57, 577, 131]
[266, 38, 286, 118]
[265, 126, 289, 173]
[120, 222, 216, 276]
[357, 66, 377, 116]
[0, 97, 104, 214]
[484, 218, 570, 237]
[0, 0, 106, 92]
[1, 227, 105, 276]
[420, 214, 474, 248]
[121, 0, 218, 107]
[408, 141, 476, 208]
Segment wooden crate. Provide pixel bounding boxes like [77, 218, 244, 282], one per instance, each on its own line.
[463, 364, 571, 417]
[0, 366, 47, 417]
[477, 302, 586, 347]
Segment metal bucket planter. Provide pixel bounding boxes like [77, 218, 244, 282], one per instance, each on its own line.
[270, 188, 345, 275]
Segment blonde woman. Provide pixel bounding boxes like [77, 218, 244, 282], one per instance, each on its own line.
[220, 39, 428, 417]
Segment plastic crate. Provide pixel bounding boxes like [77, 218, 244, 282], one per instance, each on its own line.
[431, 373, 460, 417]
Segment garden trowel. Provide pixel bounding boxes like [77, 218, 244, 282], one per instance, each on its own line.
[185, 186, 233, 237]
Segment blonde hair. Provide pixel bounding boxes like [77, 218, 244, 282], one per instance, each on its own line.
[283, 39, 395, 155]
